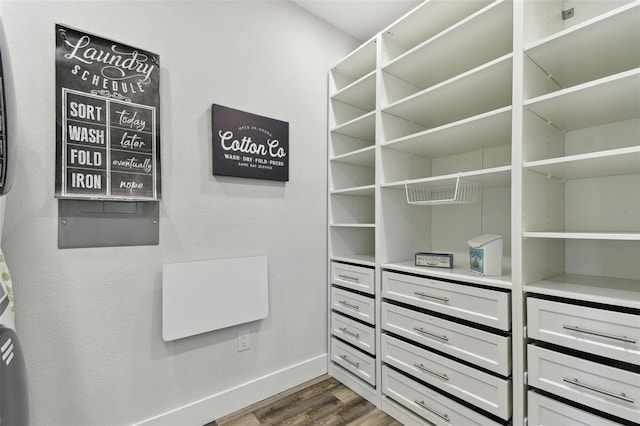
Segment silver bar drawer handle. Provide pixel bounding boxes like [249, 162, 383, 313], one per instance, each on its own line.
[413, 363, 449, 381]
[338, 300, 360, 311]
[339, 327, 360, 339]
[339, 354, 360, 369]
[414, 400, 450, 422]
[414, 292, 450, 303]
[563, 378, 635, 403]
[338, 274, 360, 282]
[562, 325, 637, 344]
[413, 327, 449, 342]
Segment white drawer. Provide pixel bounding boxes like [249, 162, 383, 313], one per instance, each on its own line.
[382, 302, 511, 376]
[383, 271, 511, 331]
[331, 262, 374, 295]
[382, 365, 502, 426]
[527, 297, 639, 365]
[528, 390, 625, 426]
[528, 344, 640, 423]
[331, 337, 375, 386]
[331, 287, 375, 325]
[331, 312, 375, 355]
[381, 334, 512, 419]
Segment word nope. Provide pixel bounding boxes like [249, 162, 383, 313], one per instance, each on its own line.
[218, 130, 286, 158]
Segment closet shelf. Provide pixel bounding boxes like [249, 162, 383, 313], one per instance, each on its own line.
[331, 146, 375, 167]
[522, 232, 640, 241]
[330, 223, 376, 229]
[382, 106, 512, 158]
[524, 68, 640, 130]
[383, 166, 511, 191]
[523, 147, 640, 180]
[524, 1, 640, 91]
[381, 0, 492, 62]
[331, 39, 376, 83]
[330, 111, 375, 141]
[383, 0, 512, 89]
[525, 274, 640, 310]
[382, 54, 512, 128]
[330, 185, 375, 197]
[330, 71, 376, 111]
[331, 254, 375, 267]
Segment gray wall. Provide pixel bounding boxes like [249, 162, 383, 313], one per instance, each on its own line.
[0, 1, 357, 424]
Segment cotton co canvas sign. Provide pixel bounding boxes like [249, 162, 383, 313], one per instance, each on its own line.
[55, 24, 161, 201]
[212, 104, 289, 182]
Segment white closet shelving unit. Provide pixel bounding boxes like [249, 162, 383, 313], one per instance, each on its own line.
[327, 1, 639, 425]
[328, 38, 379, 403]
[522, 1, 639, 424]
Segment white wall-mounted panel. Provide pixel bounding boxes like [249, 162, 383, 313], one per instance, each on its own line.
[162, 256, 268, 341]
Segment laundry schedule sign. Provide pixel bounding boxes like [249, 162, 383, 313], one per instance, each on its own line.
[55, 25, 161, 200]
[212, 104, 289, 182]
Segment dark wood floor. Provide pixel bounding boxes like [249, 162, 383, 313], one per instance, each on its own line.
[205, 375, 402, 426]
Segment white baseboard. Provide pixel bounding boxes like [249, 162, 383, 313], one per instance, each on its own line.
[134, 354, 328, 426]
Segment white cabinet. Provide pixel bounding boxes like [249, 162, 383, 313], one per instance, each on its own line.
[328, 260, 377, 397]
[327, 0, 638, 424]
[331, 286, 375, 325]
[331, 312, 375, 355]
[331, 262, 375, 295]
[528, 344, 640, 424]
[382, 270, 511, 330]
[382, 298, 511, 376]
[381, 365, 503, 426]
[528, 391, 626, 426]
[331, 337, 376, 386]
[381, 334, 512, 419]
[527, 297, 640, 364]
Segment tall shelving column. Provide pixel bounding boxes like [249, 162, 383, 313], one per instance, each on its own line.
[327, 38, 380, 405]
[375, 1, 518, 425]
[521, 1, 640, 425]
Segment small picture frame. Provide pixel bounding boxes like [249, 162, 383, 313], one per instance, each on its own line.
[415, 252, 453, 269]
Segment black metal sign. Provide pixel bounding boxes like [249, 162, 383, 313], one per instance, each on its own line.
[212, 104, 289, 182]
[55, 24, 161, 200]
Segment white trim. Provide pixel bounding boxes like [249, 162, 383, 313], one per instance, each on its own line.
[134, 354, 328, 426]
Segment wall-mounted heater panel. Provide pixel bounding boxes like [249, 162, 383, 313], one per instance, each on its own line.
[162, 256, 268, 341]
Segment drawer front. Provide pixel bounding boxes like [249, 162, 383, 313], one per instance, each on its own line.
[331, 312, 375, 355]
[382, 365, 502, 426]
[382, 302, 511, 376]
[331, 262, 374, 295]
[381, 334, 512, 419]
[383, 271, 511, 331]
[527, 297, 640, 365]
[331, 337, 375, 386]
[528, 391, 624, 426]
[331, 287, 375, 325]
[528, 344, 640, 423]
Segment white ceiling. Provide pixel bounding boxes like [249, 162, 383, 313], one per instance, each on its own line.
[291, 0, 422, 42]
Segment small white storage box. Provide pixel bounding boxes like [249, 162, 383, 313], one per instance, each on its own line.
[468, 235, 503, 276]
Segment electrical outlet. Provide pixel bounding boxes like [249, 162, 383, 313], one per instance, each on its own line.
[238, 332, 250, 352]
